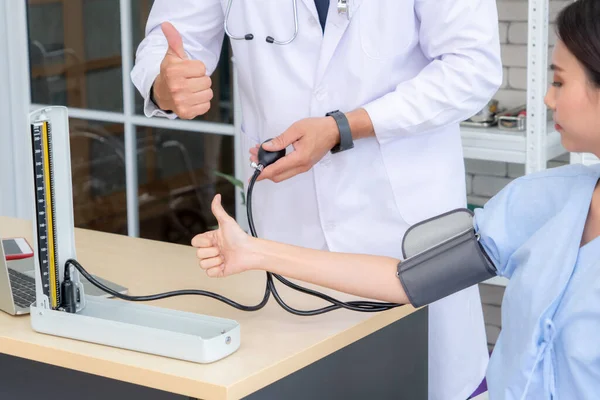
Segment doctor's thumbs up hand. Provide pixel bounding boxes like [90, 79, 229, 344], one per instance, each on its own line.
[250, 117, 340, 183]
[192, 195, 258, 278]
[152, 22, 213, 119]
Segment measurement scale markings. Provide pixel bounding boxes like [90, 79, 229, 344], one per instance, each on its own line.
[31, 121, 60, 308]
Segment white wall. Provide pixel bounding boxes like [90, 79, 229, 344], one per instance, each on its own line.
[466, 0, 572, 207]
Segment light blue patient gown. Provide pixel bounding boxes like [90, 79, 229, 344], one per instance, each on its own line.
[473, 163, 600, 399]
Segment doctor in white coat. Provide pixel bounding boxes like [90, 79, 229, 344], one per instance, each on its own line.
[131, 1, 502, 399]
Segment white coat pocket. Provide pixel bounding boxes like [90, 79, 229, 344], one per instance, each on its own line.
[357, 2, 417, 60]
[377, 128, 467, 226]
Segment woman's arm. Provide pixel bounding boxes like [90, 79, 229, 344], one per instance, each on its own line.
[192, 195, 409, 304]
[251, 238, 408, 304]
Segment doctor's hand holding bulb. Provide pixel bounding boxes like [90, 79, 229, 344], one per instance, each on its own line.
[249, 109, 373, 183]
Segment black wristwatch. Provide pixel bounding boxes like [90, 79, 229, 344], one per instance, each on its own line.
[326, 110, 354, 154]
[150, 84, 159, 107]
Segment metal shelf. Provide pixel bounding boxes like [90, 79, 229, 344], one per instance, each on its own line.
[571, 153, 599, 166]
[465, 0, 563, 289]
[461, 0, 570, 178]
[461, 121, 566, 164]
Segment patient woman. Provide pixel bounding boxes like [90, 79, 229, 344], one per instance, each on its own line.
[192, 1, 600, 398]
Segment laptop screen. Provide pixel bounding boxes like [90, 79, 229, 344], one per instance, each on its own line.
[2, 239, 22, 258]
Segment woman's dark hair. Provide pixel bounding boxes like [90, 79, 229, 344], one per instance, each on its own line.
[556, 0, 600, 87]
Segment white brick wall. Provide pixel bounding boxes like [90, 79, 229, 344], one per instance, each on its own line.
[497, 1, 528, 22]
[500, 44, 527, 68]
[480, 284, 504, 350]
[550, 1, 572, 20]
[492, 0, 567, 110]
[508, 67, 527, 90]
[466, 0, 571, 208]
[508, 22, 528, 44]
[467, 156, 569, 206]
[499, 22, 509, 44]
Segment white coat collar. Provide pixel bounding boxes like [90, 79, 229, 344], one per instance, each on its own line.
[310, 0, 365, 85]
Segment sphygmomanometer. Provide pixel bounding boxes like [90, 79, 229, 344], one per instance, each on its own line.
[65, 142, 498, 314]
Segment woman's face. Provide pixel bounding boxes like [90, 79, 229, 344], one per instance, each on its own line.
[544, 40, 600, 155]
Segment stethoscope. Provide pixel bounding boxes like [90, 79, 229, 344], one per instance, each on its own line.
[224, 0, 350, 45]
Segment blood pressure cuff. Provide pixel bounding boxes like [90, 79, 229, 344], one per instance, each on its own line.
[397, 208, 497, 308]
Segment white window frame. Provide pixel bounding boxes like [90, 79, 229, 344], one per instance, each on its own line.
[0, 0, 32, 220]
[1, 0, 246, 235]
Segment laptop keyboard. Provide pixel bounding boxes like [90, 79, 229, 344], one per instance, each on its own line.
[8, 268, 36, 309]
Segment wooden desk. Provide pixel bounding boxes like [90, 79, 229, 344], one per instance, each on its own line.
[0, 216, 427, 400]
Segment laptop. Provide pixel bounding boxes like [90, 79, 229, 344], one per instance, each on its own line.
[0, 236, 128, 316]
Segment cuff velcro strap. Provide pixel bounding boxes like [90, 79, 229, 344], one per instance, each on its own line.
[397, 209, 497, 308]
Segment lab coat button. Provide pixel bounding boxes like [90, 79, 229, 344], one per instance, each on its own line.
[315, 86, 327, 101]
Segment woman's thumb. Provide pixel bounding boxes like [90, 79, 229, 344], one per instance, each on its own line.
[211, 194, 230, 224]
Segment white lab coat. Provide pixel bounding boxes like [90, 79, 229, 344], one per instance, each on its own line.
[132, 1, 502, 399]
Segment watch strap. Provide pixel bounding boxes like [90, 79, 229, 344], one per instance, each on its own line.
[150, 83, 173, 114]
[326, 110, 354, 153]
